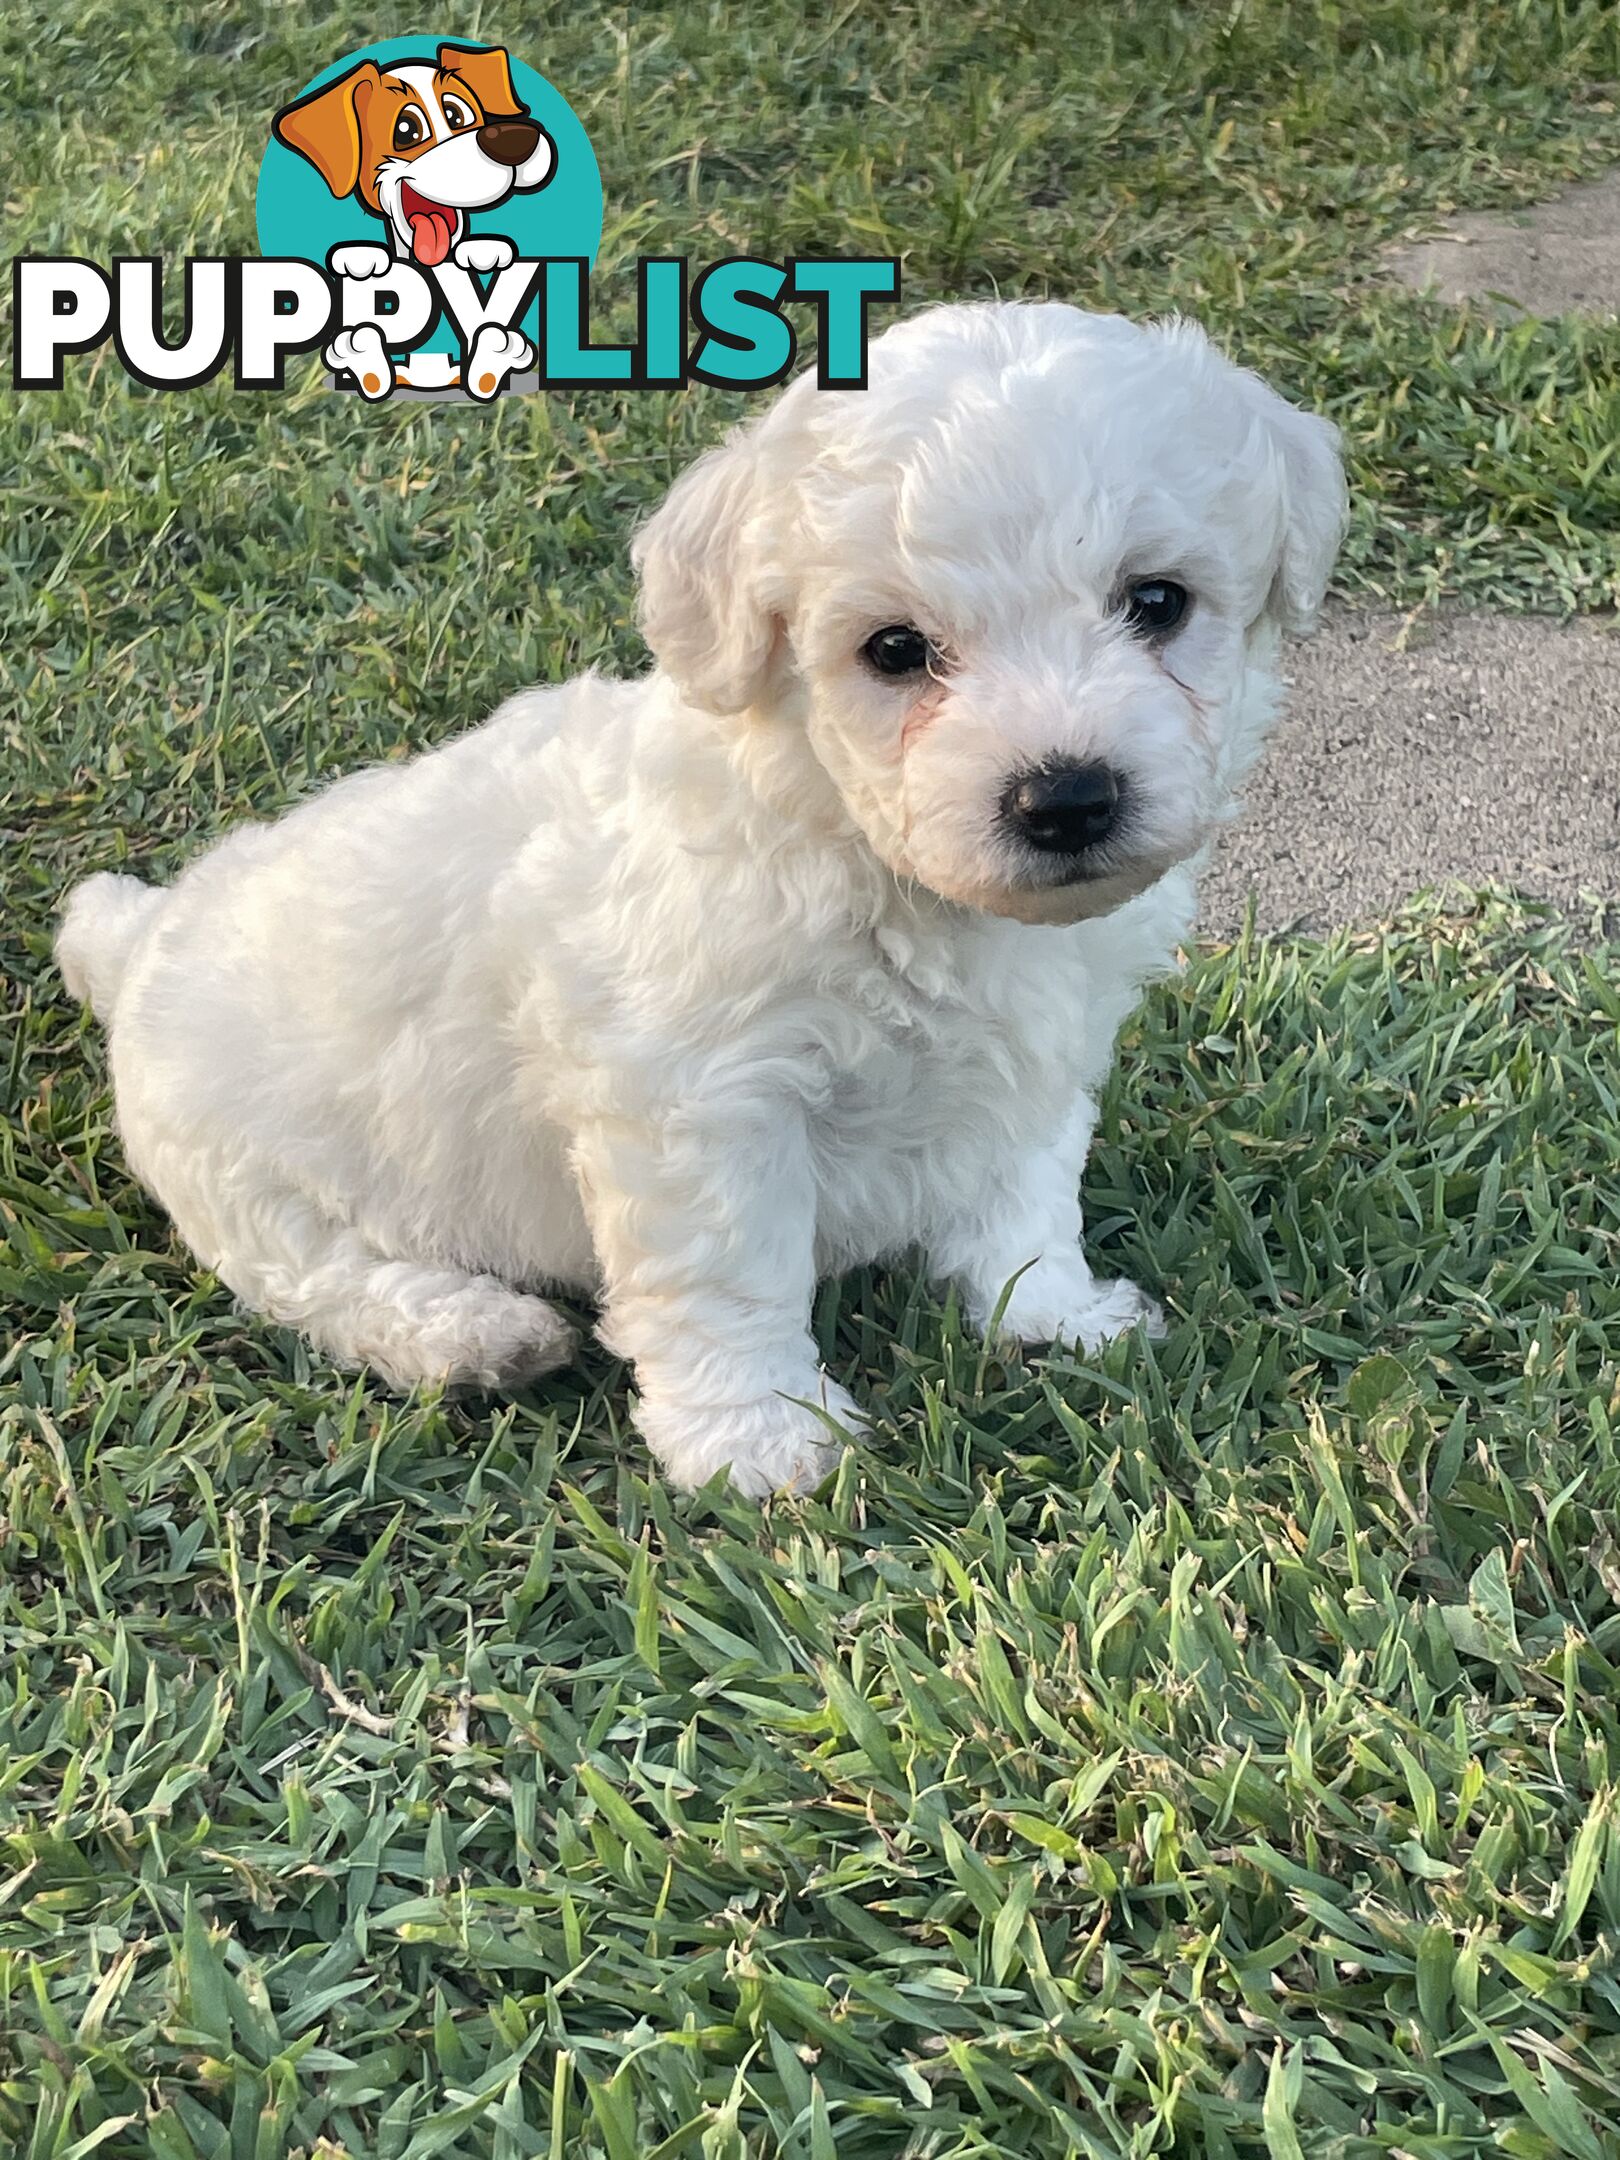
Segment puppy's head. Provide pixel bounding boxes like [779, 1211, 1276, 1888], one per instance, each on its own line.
[635, 303, 1345, 923]
[272, 45, 554, 265]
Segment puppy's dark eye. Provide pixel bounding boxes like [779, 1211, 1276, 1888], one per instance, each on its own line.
[392, 107, 427, 151]
[1122, 578, 1189, 636]
[441, 95, 476, 131]
[862, 624, 934, 677]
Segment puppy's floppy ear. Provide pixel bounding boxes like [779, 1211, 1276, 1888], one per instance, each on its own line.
[1257, 389, 1347, 634]
[438, 43, 525, 117]
[633, 410, 795, 715]
[272, 62, 380, 198]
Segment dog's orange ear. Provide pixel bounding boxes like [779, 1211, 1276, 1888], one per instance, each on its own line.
[272, 61, 381, 198]
[438, 43, 524, 118]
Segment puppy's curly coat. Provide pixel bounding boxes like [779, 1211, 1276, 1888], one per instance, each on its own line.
[58, 302, 1344, 1495]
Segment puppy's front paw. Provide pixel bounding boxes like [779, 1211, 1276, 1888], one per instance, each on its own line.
[1061, 1275, 1167, 1350]
[984, 1267, 1165, 1354]
[453, 234, 516, 274]
[639, 1380, 858, 1499]
[329, 243, 393, 280]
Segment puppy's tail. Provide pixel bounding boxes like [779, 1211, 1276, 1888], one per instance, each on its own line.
[56, 873, 167, 1022]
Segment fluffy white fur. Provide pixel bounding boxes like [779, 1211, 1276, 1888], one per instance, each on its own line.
[57, 302, 1344, 1497]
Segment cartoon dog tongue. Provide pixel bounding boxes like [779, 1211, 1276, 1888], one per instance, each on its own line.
[402, 185, 456, 267]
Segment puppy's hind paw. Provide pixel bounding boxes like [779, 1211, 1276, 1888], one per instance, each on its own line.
[463, 323, 533, 401]
[325, 326, 395, 400]
[389, 1285, 575, 1393]
[639, 1381, 859, 1500]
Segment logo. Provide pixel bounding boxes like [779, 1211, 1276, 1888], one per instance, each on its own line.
[260, 38, 598, 399]
[11, 36, 899, 401]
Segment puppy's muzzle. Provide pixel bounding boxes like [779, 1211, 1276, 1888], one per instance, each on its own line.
[478, 119, 543, 167]
[1001, 759, 1122, 864]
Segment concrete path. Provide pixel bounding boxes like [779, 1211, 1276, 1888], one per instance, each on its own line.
[1205, 608, 1619, 933]
[1384, 170, 1620, 319]
[1204, 170, 1620, 936]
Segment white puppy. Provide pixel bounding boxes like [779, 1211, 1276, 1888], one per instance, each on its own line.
[57, 302, 1343, 1496]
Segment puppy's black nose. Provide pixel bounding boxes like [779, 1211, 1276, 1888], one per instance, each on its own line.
[477, 118, 542, 167]
[1002, 761, 1121, 853]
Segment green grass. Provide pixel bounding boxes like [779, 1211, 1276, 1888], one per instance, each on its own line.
[6, 900, 1620, 2156]
[4, 2, 1620, 2153]
[7, 0, 1620, 638]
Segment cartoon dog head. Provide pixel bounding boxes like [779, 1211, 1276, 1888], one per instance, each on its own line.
[272, 44, 555, 265]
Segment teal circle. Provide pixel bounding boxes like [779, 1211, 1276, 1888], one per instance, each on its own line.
[255, 35, 601, 358]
